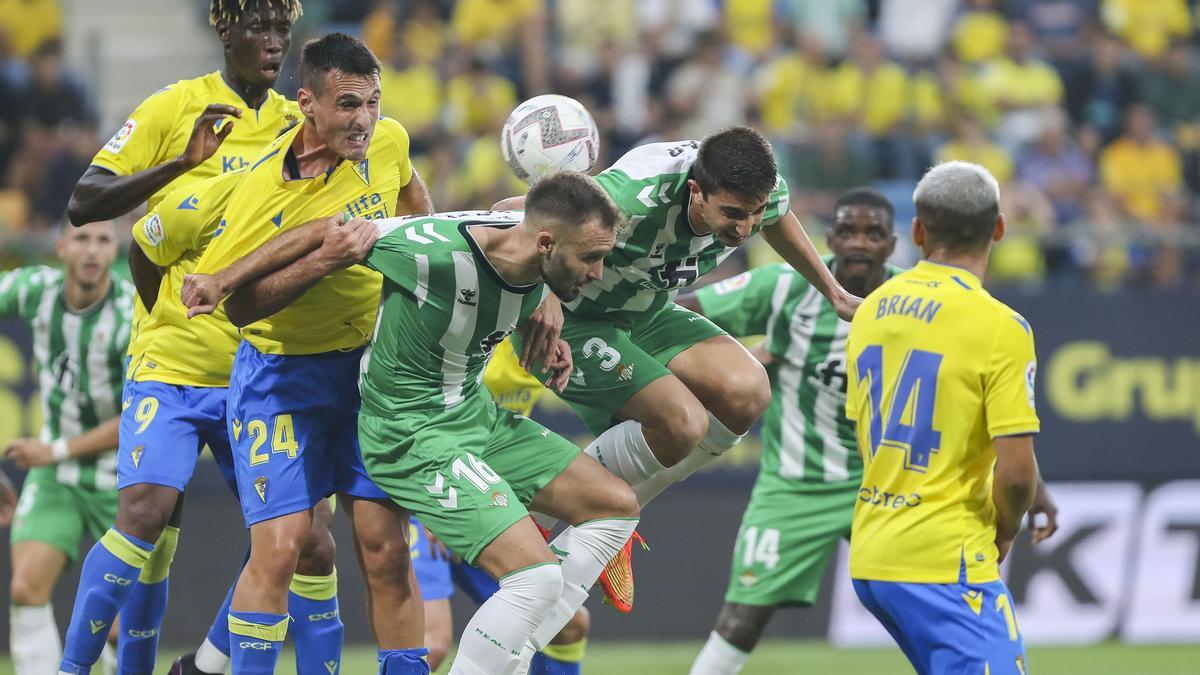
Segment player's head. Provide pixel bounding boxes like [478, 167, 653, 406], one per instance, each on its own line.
[688, 127, 779, 248]
[912, 161, 1005, 258]
[524, 172, 621, 302]
[297, 32, 381, 162]
[828, 187, 896, 295]
[210, 0, 301, 89]
[56, 220, 118, 289]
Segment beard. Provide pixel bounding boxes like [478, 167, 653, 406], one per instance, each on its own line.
[540, 257, 583, 302]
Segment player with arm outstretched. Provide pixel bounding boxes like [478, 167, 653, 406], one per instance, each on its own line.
[0, 222, 134, 675]
[61, 3, 351, 674]
[499, 127, 860, 611]
[207, 173, 637, 675]
[187, 33, 434, 675]
[845, 162, 1041, 674]
[681, 187, 1059, 673]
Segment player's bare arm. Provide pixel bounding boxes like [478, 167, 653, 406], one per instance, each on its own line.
[396, 167, 434, 215]
[4, 416, 121, 469]
[67, 104, 242, 226]
[761, 211, 862, 320]
[1028, 473, 1059, 544]
[0, 469, 14, 526]
[183, 214, 345, 316]
[128, 241, 164, 310]
[993, 434, 1040, 561]
[222, 217, 378, 326]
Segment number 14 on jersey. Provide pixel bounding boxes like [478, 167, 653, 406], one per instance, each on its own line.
[855, 345, 943, 472]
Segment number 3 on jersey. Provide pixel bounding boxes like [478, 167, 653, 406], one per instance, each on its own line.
[855, 345, 942, 472]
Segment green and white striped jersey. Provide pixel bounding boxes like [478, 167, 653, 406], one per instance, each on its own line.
[696, 259, 900, 488]
[360, 211, 549, 415]
[0, 266, 135, 490]
[575, 141, 790, 319]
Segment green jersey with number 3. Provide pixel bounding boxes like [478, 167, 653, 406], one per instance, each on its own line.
[696, 259, 900, 489]
[0, 266, 135, 490]
[574, 141, 790, 319]
[359, 211, 550, 416]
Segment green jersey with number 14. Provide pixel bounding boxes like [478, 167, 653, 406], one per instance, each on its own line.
[573, 141, 790, 319]
[696, 259, 900, 489]
[359, 211, 550, 416]
[0, 266, 134, 490]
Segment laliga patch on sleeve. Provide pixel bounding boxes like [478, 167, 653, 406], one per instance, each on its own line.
[105, 119, 137, 153]
[712, 272, 752, 295]
[142, 213, 164, 247]
[1025, 360, 1037, 410]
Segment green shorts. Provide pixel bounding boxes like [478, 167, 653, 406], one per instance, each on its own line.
[724, 476, 858, 607]
[520, 303, 726, 434]
[10, 466, 119, 562]
[358, 392, 579, 564]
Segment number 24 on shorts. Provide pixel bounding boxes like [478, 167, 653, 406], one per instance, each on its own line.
[233, 414, 299, 466]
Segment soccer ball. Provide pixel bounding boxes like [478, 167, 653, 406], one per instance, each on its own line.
[500, 94, 600, 185]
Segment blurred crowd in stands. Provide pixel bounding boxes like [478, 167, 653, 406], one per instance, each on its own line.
[3, 0, 1200, 291]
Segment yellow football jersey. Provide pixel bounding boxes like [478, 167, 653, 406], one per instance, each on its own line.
[483, 338, 546, 417]
[91, 71, 300, 213]
[195, 117, 414, 355]
[845, 261, 1040, 585]
[127, 172, 247, 386]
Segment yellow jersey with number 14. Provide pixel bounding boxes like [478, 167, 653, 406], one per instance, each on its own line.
[127, 172, 246, 386]
[195, 117, 414, 355]
[845, 261, 1039, 585]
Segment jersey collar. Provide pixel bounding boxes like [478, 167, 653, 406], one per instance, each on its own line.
[459, 221, 539, 295]
[915, 260, 981, 290]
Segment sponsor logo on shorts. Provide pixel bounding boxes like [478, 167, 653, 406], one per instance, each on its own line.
[457, 288, 477, 306]
[857, 486, 922, 509]
[324, 660, 338, 674]
[239, 641, 274, 651]
[127, 628, 159, 639]
[103, 573, 133, 586]
[962, 589, 983, 616]
[738, 571, 758, 587]
[122, 396, 132, 411]
[308, 609, 339, 622]
[131, 444, 144, 469]
[254, 476, 268, 503]
[490, 491, 509, 508]
[232, 418, 243, 441]
[1016, 656, 1027, 675]
[616, 363, 634, 382]
[90, 619, 108, 634]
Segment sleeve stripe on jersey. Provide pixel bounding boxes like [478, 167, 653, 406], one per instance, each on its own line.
[764, 270, 794, 341]
[414, 254, 429, 307]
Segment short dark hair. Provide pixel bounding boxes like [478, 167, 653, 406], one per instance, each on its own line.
[835, 187, 895, 224]
[693, 127, 778, 201]
[301, 32, 381, 92]
[209, 0, 302, 27]
[913, 162, 1000, 253]
[525, 172, 621, 234]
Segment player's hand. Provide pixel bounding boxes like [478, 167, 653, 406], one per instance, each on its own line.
[1028, 480, 1059, 544]
[317, 215, 378, 270]
[996, 532, 1016, 564]
[519, 294, 564, 373]
[4, 438, 55, 469]
[833, 290, 863, 322]
[424, 526, 452, 562]
[180, 104, 242, 170]
[544, 339, 574, 393]
[182, 273, 224, 318]
[0, 471, 17, 527]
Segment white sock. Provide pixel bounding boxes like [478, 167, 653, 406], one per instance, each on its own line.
[11, 604, 62, 675]
[449, 563, 564, 675]
[634, 412, 744, 505]
[529, 517, 640, 649]
[194, 636, 229, 673]
[100, 641, 118, 675]
[689, 631, 751, 675]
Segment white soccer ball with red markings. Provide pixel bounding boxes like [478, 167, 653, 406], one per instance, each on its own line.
[500, 94, 600, 185]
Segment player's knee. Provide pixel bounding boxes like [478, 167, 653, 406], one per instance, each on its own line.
[115, 496, 172, 543]
[553, 606, 590, 645]
[296, 527, 336, 577]
[359, 535, 412, 591]
[710, 363, 770, 434]
[647, 397, 708, 466]
[715, 603, 772, 652]
[607, 483, 640, 519]
[9, 575, 51, 606]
